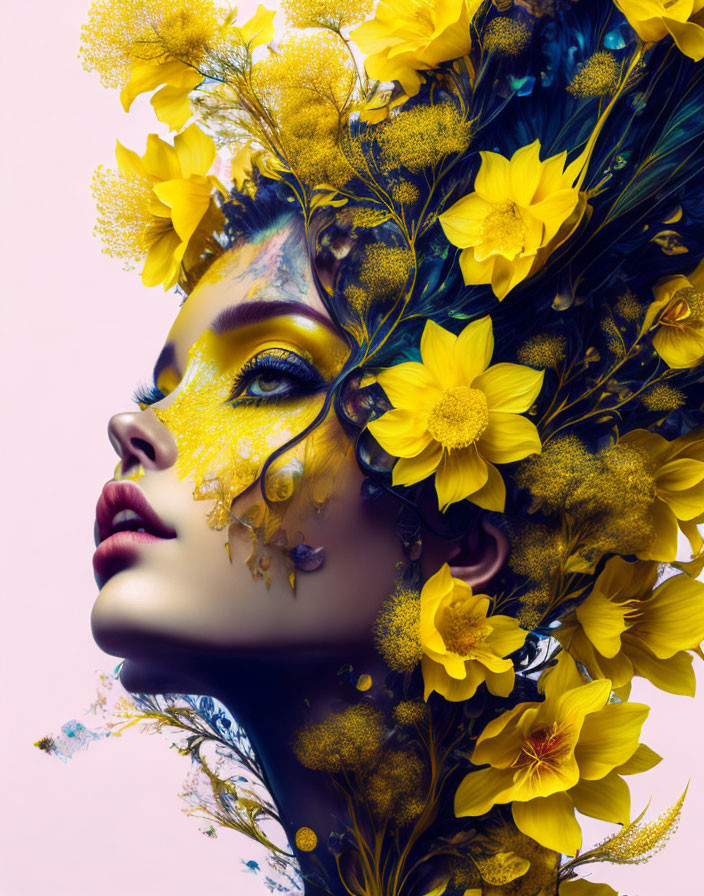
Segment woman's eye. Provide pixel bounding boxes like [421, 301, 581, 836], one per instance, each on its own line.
[229, 350, 327, 404]
[247, 373, 294, 397]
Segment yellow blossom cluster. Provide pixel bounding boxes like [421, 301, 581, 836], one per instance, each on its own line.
[91, 167, 154, 268]
[568, 52, 620, 98]
[373, 584, 423, 672]
[516, 436, 671, 568]
[364, 749, 426, 824]
[586, 788, 687, 865]
[509, 524, 567, 583]
[614, 288, 644, 321]
[641, 383, 686, 412]
[392, 181, 421, 206]
[392, 700, 429, 727]
[282, 0, 372, 31]
[516, 333, 567, 369]
[80, 0, 219, 88]
[292, 705, 386, 773]
[252, 31, 356, 188]
[377, 103, 472, 172]
[484, 17, 532, 56]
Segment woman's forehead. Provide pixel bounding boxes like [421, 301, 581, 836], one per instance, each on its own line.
[165, 218, 331, 367]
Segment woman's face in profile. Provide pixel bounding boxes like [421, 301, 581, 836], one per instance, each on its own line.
[91, 218, 406, 679]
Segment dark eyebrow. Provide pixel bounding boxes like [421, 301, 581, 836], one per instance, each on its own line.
[153, 301, 337, 386]
[211, 300, 336, 334]
[152, 343, 177, 388]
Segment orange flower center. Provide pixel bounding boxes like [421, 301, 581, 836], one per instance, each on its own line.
[441, 604, 491, 657]
[427, 386, 489, 449]
[512, 724, 570, 778]
[662, 286, 704, 329]
[481, 201, 527, 259]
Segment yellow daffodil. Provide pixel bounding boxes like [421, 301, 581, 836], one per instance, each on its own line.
[454, 668, 656, 855]
[619, 428, 704, 560]
[615, 0, 704, 61]
[367, 316, 544, 512]
[555, 556, 704, 695]
[351, 0, 483, 97]
[439, 141, 588, 300]
[643, 258, 704, 368]
[115, 125, 227, 289]
[420, 564, 527, 702]
[120, 5, 275, 130]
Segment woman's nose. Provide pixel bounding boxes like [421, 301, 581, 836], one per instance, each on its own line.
[108, 409, 178, 474]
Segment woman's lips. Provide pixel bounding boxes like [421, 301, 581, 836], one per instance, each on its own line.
[93, 481, 176, 588]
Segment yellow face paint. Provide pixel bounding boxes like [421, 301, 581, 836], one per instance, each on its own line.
[154, 315, 351, 547]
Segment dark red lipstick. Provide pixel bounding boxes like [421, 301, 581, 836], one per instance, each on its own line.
[93, 481, 176, 587]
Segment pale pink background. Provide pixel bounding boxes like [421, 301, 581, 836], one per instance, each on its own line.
[1, 2, 702, 894]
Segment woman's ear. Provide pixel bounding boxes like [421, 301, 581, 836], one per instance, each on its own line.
[422, 516, 509, 591]
[447, 518, 509, 590]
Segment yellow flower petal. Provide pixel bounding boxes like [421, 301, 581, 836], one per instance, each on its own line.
[575, 702, 649, 780]
[438, 193, 492, 248]
[435, 446, 488, 510]
[421, 320, 460, 383]
[454, 315, 494, 382]
[468, 461, 506, 512]
[152, 178, 212, 244]
[512, 791, 582, 855]
[509, 140, 543, 206]
[631, 573, 704, 658]
[173, 124, 217, 178]
[623, 636, 696, 695]
[478, 412, 542, 464]
[151, 82, 197, 131]
[142, 134, 181, 181]
[636, 498, 679, 561]
[560, 882, 617, 896]
[367, 408, 434, 458]
[615, 742, 662, 776]
[393, 442, 444, 486]
[376, 361, 439, 407]
[473, 363, 544, 413]
[569, 770, 631, 825]
[454, 766, 516, 817]
[475, 150, 511, 202]
[115, 140, 148, 179]
[575, 588, 631, 659]
[665, 14, 704, 61]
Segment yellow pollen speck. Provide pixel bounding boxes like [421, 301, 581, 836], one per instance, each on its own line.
[427, 386, 489, 449]
[441, 606, 491, 656]
[295, 826, 318, 851]
[481, 202, 526, 258]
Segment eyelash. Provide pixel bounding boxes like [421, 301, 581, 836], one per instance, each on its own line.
[229, 349, 327, 405]
[133, 350, 326, 409]
[133, 382, 165, 407]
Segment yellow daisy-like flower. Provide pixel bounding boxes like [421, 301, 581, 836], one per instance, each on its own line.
[367, 317, 544, 512]
[615, 0, 704, 62]
[619, 428, 704, 560]
[420, 564, 527, 702]
[113, 125, 227, 290]
[438, 141, 588, 300]
[554, 556, 704, 695]
[351, 0, 483, 97]
[454, 670, 656, 856]
[643, 258, 704, 369]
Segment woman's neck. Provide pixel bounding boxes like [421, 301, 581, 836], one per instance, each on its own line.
[208, 649, 389, 895]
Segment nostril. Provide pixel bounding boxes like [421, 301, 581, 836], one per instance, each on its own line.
[131, 437, 156, 461]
